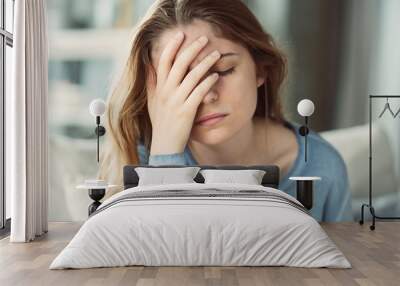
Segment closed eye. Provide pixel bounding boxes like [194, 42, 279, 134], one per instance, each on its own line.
[184, 67, 235, 81]
[216, 67, 235, 76]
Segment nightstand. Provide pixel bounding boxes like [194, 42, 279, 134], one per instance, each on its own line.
[289, 176, 321, 210]
[76, 180, 118, 216]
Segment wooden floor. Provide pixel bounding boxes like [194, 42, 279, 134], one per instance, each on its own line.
[0, 222, 399, 286]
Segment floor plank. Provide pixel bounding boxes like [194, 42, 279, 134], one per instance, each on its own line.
[0, 222, 399, 286]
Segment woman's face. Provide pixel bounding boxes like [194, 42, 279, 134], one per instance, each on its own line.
[150, 19, 265, 145]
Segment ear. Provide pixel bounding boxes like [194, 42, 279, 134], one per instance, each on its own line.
[256, 76, 265, 88]
[255, 64, 266, 88]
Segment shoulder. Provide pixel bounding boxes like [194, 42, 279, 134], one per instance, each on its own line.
[309, 130, 347, 176]
[311, 129, 344, 157]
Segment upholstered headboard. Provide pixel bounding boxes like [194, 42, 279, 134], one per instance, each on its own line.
[123, 165, 280, 189]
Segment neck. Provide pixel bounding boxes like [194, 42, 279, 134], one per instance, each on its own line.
[188, 117, 273, 165]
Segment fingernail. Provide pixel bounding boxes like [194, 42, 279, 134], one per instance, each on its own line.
[211, 50, 220, 58]
[212, 73, 219, 79]
[199, 36, 208, 44]
[175, 31, 184, 39]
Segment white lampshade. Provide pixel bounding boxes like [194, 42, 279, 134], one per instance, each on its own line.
[297, 99, 315, 117]
[89, 99, 106, 117]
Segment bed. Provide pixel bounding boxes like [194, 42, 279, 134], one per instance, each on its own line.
[49, 165, 351, 269]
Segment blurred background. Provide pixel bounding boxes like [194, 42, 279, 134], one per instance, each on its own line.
[46, 0, 400, 221]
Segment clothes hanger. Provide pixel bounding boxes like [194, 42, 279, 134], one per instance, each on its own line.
[378, 97, 395, 118]
[394, 106, 400, 118]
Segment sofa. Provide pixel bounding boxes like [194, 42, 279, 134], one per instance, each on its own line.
[320, 122, 400, 220]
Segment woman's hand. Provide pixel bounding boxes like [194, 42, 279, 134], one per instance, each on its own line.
[147, 32, 221, 155]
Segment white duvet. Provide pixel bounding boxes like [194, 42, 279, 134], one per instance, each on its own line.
[50, 183, 351, 269]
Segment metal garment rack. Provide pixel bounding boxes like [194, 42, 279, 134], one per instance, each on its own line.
[360, 95, 400, 230]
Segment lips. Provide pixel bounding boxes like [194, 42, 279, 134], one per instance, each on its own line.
[196, 113, 228, 124]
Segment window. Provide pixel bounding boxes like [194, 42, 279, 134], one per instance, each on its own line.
[47, 0, 134, 221]
[0, 0, 14, 236]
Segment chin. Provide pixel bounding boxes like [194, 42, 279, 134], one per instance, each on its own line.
[190, 128, 231, 145]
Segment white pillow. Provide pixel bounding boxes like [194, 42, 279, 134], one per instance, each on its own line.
[135, 167, 201, 186]
[200, 169, 266, 185]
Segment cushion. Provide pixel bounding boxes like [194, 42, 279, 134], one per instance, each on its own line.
[320, 122, 398, 198]
[200, 169, 266, 185]
[135, 166, 201, 186]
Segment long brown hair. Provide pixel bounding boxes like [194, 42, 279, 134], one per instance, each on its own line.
[99, 0, 287, 186]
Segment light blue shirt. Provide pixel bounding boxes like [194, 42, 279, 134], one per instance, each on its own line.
[137, 120, 353, 222]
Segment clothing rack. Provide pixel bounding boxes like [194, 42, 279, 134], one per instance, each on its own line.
[360, 95, 400, 230]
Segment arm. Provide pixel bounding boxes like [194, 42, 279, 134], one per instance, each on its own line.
[149, 153, 187, 165]
[137, 143, 187, 166]
[323, 157, 353, 222]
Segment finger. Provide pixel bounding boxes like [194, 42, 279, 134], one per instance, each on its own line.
[167, 36, 209, 87]
[185, 73, 219, 110]
[157, 31, 185, 85]
[178, 50, 220, 101]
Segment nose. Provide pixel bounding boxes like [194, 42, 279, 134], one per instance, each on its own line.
[202, 90, 218, 104]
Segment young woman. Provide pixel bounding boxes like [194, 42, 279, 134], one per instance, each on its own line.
[99, 0, 353, 222]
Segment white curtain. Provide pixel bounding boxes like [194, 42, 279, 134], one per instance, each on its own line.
[7, 0, 49, 242]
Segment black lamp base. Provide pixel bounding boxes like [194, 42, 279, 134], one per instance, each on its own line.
[88, 188, 105, 216]
[296, 180, 313, 210]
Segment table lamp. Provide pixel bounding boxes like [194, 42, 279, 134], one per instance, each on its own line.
[290, 99, 320, 211]
[297, 99, 315, 162]
[89, 99, 106, 163]
[78, 98, 109, 216]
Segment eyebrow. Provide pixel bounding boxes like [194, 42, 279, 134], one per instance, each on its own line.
[220, 52, 239, 58]
[188, 52, 239, 71]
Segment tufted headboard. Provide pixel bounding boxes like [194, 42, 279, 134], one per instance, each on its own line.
[123, 165, 280, 190]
